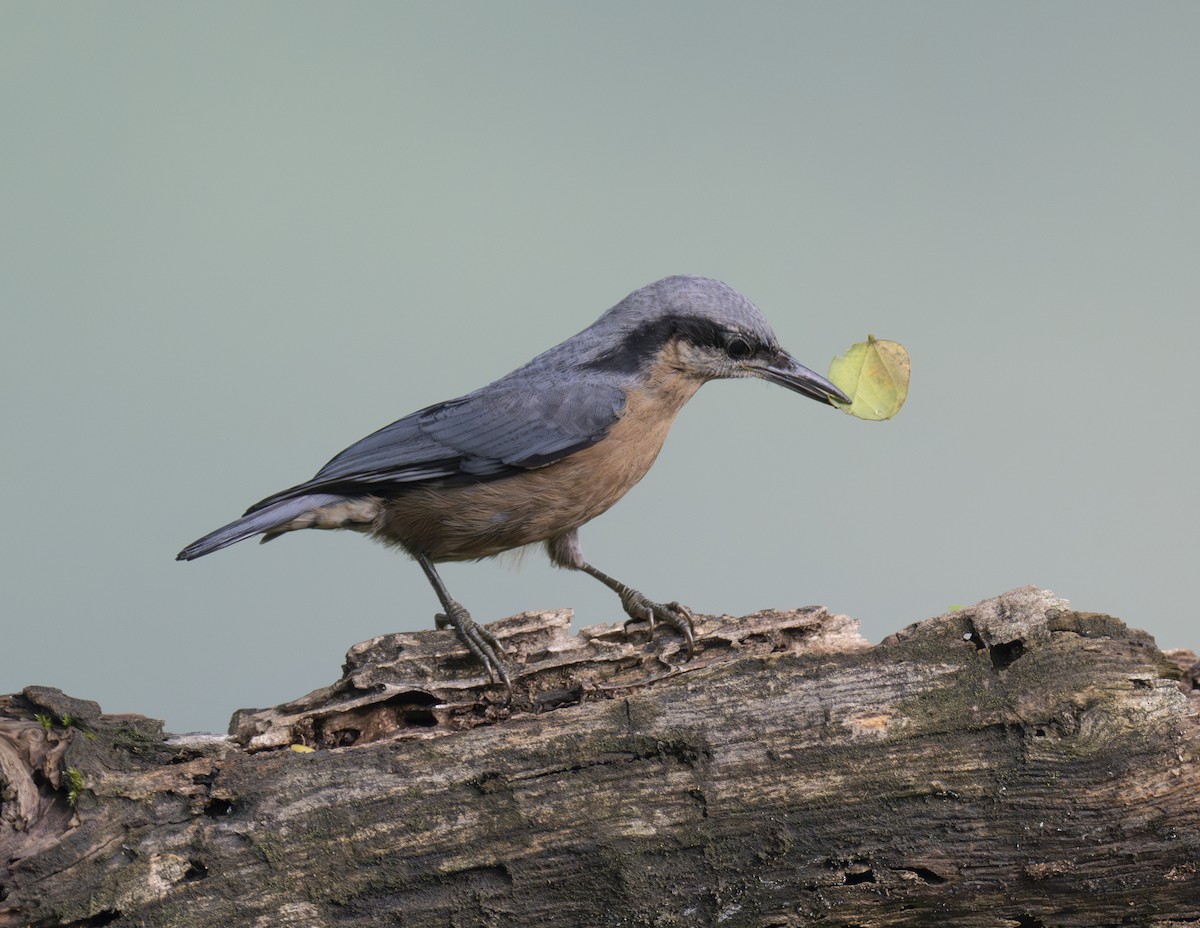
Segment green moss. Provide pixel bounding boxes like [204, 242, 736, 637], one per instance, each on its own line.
[895, 664, 1014, 737]
[65, 767, 85, 806]
[254, 833, 286, 867]
[110, 722, 165, 754]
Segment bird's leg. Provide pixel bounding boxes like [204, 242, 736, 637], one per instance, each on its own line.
[417, 554, 511, 692]
[545, 531, 695, 658]
[581, 563, 696, 658]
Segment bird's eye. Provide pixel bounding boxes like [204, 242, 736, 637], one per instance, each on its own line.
[726, 336, 753, 360]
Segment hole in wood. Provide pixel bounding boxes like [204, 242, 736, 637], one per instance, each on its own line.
[990, 639, 1026, 670]
[203, 797, 234, 817]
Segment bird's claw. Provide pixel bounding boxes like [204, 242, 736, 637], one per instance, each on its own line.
[436, 602, 512, 695]
[620, 591, 695, 659]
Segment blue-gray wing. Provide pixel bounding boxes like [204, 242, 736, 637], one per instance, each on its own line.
[245, 376, 625, 512]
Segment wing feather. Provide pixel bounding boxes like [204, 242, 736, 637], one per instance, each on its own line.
[245, 376, 625, 513]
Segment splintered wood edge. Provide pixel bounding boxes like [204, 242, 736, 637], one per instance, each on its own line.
[226, 605, 871, 751]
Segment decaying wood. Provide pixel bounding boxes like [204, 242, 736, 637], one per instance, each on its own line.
[2, 587, 1199, 927]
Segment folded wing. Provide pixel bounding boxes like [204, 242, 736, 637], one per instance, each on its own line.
[245, 376, 626, 514]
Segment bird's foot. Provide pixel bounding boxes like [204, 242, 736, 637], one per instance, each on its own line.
[435, 601, 512, 694]
[619, 590, 695, 659]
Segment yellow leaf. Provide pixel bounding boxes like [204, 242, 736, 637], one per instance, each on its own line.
[828, 335, 910, 420]
[289, 744, 316, 753]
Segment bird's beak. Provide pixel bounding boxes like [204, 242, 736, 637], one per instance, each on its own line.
[752, 350, 851, 406]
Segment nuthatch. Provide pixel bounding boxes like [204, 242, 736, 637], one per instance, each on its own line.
[178, 276, 848, 687]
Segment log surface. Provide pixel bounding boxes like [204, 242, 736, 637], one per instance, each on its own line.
[2, 587, 1198, 927]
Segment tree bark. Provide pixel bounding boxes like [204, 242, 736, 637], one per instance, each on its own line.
[2, 587, 1198, 927]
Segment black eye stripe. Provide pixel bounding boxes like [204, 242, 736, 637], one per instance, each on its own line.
[583, 315, 764, 374]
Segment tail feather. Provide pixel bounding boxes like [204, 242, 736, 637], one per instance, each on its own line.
[176, 493, 343, 561]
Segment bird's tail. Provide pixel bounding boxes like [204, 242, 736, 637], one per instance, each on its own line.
[176, 493, 343, 561]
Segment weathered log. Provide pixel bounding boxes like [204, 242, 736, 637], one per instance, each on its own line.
[2, 587, 1198, 927]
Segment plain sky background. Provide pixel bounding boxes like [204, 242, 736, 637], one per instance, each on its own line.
[3, 3, 1197, 734]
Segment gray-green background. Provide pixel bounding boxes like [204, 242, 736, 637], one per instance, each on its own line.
[4, 3, 1197, 734]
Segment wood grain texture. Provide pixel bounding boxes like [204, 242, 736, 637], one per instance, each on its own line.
[2, 587, 1198, 927]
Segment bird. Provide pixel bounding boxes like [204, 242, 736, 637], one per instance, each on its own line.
[177, 275, 849, 689]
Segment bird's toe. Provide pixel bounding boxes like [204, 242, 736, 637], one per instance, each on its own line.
[620, 593, 695, 660]
[436, 603, 512, 695]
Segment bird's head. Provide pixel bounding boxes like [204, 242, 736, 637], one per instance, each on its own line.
[592, 275, 850, 406]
